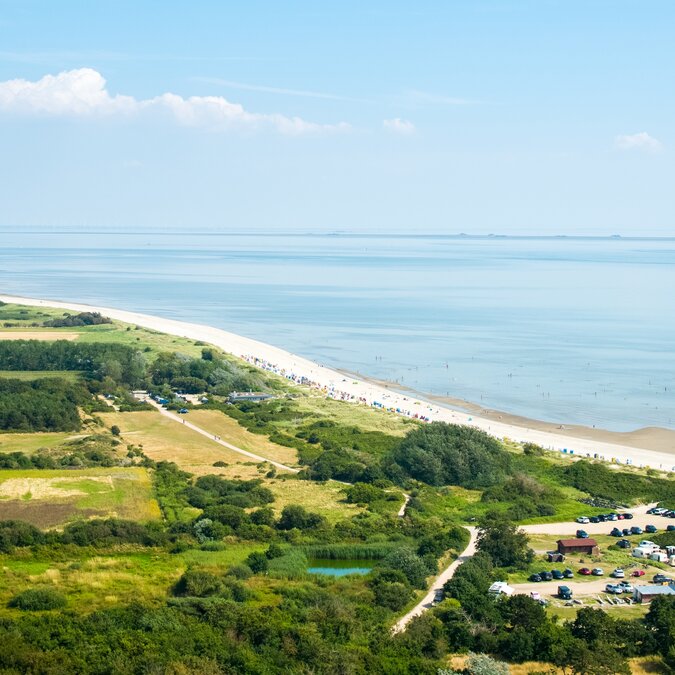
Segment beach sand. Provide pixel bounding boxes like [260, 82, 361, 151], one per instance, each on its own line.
[2, 294, 674, 472]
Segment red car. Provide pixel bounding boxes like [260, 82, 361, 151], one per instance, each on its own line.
[578, 567, 592, 575]
[632, 570, 646, 577]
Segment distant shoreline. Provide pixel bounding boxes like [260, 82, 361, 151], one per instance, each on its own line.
[2, 293, 674, 472]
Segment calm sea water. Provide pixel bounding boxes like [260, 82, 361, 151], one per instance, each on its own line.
[1, 231, 674, 432]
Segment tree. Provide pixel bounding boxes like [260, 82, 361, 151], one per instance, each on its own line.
[245, 551, 269, 574]
[477, 515, 534, 569]
[111, 425, 121, 437]
[276, 505, 325, 531]
[380, 548, 430, 589]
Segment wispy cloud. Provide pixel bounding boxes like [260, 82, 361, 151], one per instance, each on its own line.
[195, 76, 369, 103]
[383, 118, 416, 135]
[404, 89, 474, 106]
[615, 132, 663, 153]
[0, 51, 262, 65]
[0, 68, 351, 135]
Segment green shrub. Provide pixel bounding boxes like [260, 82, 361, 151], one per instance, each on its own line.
[9, 588, 66, 611]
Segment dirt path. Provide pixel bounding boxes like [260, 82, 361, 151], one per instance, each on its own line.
[397, 493, 411, 517]
[392, 527, 478, 634]
[145, 400, 299, 473]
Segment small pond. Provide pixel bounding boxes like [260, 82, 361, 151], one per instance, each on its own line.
[306, 559, 374, 577]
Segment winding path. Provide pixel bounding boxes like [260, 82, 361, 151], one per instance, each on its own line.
[145, 399, 299, 473]
[393, 526, 478, 634]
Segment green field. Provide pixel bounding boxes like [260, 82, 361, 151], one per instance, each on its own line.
[0, 467, 160, 527]
[0, 370, 82, 381]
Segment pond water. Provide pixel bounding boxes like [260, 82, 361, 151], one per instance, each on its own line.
[306, 560, 374, 577]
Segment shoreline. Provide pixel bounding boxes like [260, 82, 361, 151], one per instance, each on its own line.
[2, 293, 674, 472]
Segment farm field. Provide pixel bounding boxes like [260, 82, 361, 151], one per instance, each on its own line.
[0, 467, 160, 527]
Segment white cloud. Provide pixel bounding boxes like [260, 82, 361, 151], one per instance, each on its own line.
[615, 132, 662, 153]
[383, 118, 415, 135]
[0, 68, 350, 135]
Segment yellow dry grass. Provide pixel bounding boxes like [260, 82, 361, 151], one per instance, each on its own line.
[99, 411, 259, 474]
[186, 409, 299, 465]
[0, 331, 79, 341]
[265, 478, 363, 523]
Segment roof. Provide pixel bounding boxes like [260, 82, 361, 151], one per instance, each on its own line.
[557, 538, 598, 547]
[635, 585, 675, 596]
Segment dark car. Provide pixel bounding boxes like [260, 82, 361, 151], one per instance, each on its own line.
[558, 585, 573, 600]
[622, 528, 631, 536]
[576, 529, 589, 539]
[563, 568, 574, 578]
[610, 528, 622, 537]
[645, 524, 658, 534]
[529, 574, 542, 582]
[653, 574, 671, 584]
[647, 507, 658, 514]
[178, 408, 189, 414]
[552, 569, 564, 580]
[597, 515, 607, 522]
[617, 539, 632, 549]
[667, 525, 675, 532]
[622, 513, 634, 520]
[589, 516, 600, 523]
[539, 571, 553, 581]
[631, 526, 643, 535]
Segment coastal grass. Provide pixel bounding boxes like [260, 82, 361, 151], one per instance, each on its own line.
[98, 411, 252, 474]
[0, 430, 84, 453]
[183, 409, 299, 466]
[265, 477, 365, 523]
[0, 467, 160, 527]
[0, 370, 82, 381]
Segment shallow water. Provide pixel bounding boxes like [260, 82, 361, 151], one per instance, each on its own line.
[1, 230, 674, 431]
[306, 559, 374, 576]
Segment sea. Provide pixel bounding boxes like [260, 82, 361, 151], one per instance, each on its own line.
[1, 230, 674, 432]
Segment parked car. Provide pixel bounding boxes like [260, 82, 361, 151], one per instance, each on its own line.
[539, 571, 553, 581]
[653, 574, 671, 584]
[610, 528, 622, 537]
[611, 568, 625, 578]
[617, 513, 625, 520]
[617, 539, 631, 549]
[605, 583, 622, 594]
[667, 525, 675, 532]
[178, 408, 189, 414]
[622, 513, 634, 520]
[618, 581, 633, 592]
[607, 514, 618, 521]
[579, 567, 592, 575]
[563, 568, 574, 578]
[597, 515, 607, 522]
[576, 517, 590, 524]
[632, 570, 646, 577]
[589, 516, 600, 523]
[622, 528, 631, 536]
[592, 568, 604, 576]
[645, 524, 658, 534]
[647, 507, 658, 515]
[529, 574, 542, 582]
[530, 591, 542, 601]
[558, 585, 573, 600]
[577, 529, 589, 539]
[552, 569, 564, 580]
[631, 526, 643, 535]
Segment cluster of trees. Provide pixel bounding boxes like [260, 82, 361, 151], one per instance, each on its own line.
[43, 311, 112, 328]
[0, 518, 166, 552]
[0, 378, 99, 432]
[481, 473, 564, 520]
[385, 424, 512, 488]
[149, 348, 268, 395]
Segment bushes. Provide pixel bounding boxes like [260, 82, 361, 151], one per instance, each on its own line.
[60, 518, 166, 547]
[379, 548, 432, 589]
[277, 506, 326, 531]
[0, 520, 46, 553]
[9, 588, 66, 611]
[43, 312, 111, 328]
[385, 423, 512, 488]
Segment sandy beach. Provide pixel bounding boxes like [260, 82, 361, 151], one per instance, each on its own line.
[2, 293, 674, 472]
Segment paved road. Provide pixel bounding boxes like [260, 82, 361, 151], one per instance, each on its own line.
[392, 527, 478, 634]
[145, 399, 299, 473]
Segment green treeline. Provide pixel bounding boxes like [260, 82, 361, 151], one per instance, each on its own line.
[0, 378, 100, 432]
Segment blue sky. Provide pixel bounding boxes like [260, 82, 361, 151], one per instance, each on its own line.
[0, 0, 672, 234]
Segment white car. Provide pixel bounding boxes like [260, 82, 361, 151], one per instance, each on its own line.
[576, 517, 590, 524]
[611, 568, 625, 578]
[530, 591, 541, 601]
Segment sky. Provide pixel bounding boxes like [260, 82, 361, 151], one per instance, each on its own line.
[0, 0, 673, 235]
